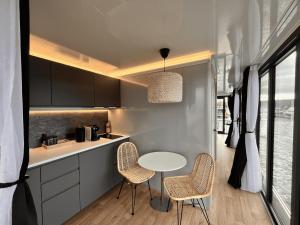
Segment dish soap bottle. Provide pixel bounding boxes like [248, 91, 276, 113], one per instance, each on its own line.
[106, 121, 111, 134]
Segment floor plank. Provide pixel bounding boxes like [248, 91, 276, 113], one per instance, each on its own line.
[64, 135, 272, 225]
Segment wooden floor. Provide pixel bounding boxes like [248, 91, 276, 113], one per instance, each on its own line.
[64, 135, 272, 225]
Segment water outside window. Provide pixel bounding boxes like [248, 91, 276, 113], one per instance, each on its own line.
[273, 51, 296, 217]
[259, 73, 269, 194]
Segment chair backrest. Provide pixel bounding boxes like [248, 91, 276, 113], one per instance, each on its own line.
[191, 153, 215, 195]
[117, 142, 139, 172]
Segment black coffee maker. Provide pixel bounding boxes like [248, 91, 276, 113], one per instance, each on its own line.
[91, 125, 100, 141]
[75, 127, 85, 142]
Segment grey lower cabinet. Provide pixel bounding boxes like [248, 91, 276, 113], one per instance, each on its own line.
[27, 140, 128, 225]
[27, 167, 42, 225]
[42, 185, 80, 225]
[79, 140, 127, 208]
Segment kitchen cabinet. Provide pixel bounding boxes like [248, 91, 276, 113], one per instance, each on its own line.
[41, 170, 79, 201]
[51, 62, 94, 107]
[79, 140, 127, 208]
[29, 56, 52, 106]
[94, 74, 120, 107]
[42, 185, 80, 225]
[27, 167, 42, 225]
[29, 56, 121, 107]
[40, 156, 80, 225]
[27, 140, 128, 225]
[112, 140, 124, 185]
[40, 155, 78, 183]
[79, 144, 114, 208]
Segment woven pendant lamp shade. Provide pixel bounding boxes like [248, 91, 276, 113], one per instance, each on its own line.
[148, 71, 183, 103]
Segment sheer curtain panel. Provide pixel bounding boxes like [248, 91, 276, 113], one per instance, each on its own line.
[231, 90, 240, 148]
[0, 1, 37, 225]
[241, 65, 262, 192]
[225, 93, 235, 147]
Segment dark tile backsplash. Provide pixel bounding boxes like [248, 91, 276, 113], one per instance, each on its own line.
[29, 110, 108, 148]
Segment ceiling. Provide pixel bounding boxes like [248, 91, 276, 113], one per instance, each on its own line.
[30, 0, 214, 72]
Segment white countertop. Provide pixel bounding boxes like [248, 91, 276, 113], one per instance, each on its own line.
[138, 151, 187, 172]
[29, 134, 129, 169]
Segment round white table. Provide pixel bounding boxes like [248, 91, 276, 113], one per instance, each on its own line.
[138, 151, 187, 212]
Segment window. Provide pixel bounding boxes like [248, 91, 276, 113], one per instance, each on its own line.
[217, 98, 224, 133]
[272, 52, 296, 220]
[258, 26, 300, 225]
[217, 97, 231, 134]
[224, 97, 231, 134]
[217, 58, 225, 93]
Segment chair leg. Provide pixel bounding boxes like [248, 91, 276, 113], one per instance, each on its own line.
[147, 180, 153, 200]
[176, 201, 184, 225]
[180, 201, 184, 225]
[192, 199, 195, 207]
[166, 198, 171, 212]
[196, 199, 211, 225]
[133, 185, 137, 209]
[200, 199, 211, 225]
[131, 184, 137, 215]
[116, 179, 125, 199]
[131, 184, 135, 215]
[176, 201, 179, 225]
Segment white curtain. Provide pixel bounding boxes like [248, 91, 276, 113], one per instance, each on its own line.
[248, 0, 261, 63]
[241, 65, 262, 192]
[231, 92, 240, 148]
[0, 1, 24, 225]
[227, 26, 243, 88]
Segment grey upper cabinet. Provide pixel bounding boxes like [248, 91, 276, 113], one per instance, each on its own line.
[29, 56, 52, 107]
[94, 75, 120, 107]
[51, 62, 94, 107]
[29, 56, 121, 107]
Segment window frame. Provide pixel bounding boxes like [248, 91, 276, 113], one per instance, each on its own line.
[257, 71, 270, 195]
[258, 26, 300, 225]
[217, 95, 230, 134]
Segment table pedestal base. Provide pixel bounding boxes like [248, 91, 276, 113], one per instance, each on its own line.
[150, 197, 172, 212]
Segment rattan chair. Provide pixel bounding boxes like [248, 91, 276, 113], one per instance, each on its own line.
[164, 153, 215, 225]
[116, 142, 155, 215]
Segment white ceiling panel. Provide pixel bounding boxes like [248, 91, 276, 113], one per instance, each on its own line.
[30, 0, 213, 69]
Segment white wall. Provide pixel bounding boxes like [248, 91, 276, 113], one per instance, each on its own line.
[109, 63, 214, 195]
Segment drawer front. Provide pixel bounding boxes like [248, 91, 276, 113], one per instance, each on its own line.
[41, 155, 78, 183]
[43, 185, 80, 225]
[42, 170, 79, 201]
